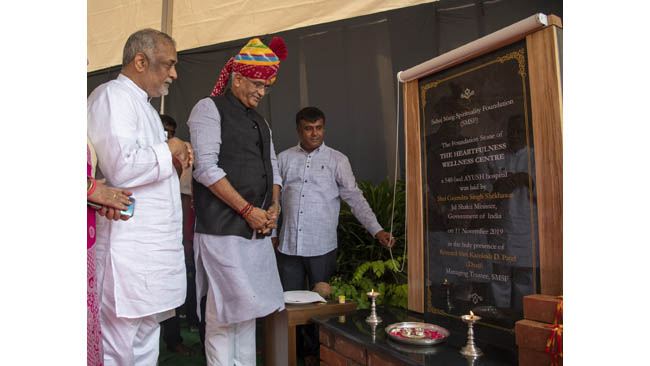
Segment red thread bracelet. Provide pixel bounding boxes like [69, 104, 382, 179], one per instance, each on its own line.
[242, 205, 254, 219]
[237, 202, 251, 216]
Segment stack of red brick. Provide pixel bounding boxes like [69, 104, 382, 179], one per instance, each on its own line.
[515, 295, 563, 366]
[319, 327, 411, 366]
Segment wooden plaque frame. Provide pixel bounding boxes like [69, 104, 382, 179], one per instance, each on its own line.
[404, 16, 563, 313]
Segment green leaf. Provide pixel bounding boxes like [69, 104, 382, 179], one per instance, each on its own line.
[332, 178, 408, 309]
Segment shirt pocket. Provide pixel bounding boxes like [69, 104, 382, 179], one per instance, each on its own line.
[310, 164, 337, 199]
[312, 163, 334, 182]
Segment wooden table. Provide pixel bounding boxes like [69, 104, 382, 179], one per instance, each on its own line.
[264, 300, 357, 366]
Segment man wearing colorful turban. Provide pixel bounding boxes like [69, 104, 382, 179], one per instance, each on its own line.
[187, 37, 288, 366]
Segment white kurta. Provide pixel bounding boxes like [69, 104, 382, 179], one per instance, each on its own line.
[194, 233, 285, 324]
[87, 74, 186, 318]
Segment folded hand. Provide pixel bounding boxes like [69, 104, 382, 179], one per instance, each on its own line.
[167, 137, 194, 169]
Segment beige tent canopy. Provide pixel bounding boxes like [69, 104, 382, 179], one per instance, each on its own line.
[87, 0, 437, 72]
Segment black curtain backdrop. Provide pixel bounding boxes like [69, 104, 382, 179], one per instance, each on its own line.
[87, 0, 562, 184]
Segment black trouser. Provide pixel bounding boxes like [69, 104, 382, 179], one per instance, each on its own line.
[161, 309, 183, 350]
[198, 295, 207, 356]
[276, 249, 337, 357]
[185, 263, 199, 328]
[162, 263, 198, 350]
[276, 249, 337, 290]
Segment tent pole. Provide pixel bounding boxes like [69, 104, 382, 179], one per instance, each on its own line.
[160, 0, 174, 114]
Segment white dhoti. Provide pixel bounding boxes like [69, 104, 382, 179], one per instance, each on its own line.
[194, 232, 285, 366]
[205, 285, 257, 366]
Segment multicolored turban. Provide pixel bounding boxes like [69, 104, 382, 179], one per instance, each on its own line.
[210, 37, 288, 96]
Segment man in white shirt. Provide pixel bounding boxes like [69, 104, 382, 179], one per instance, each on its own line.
[274, 106, 395, 282]
[273, 106, 395, 364]
[87, 28, 193, 366]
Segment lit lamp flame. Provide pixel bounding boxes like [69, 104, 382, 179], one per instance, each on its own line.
[469, 310, 475, 320]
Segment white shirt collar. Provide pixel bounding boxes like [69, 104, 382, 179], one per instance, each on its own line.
[117, 73, 149, 101]
[297, 141, 326, 154]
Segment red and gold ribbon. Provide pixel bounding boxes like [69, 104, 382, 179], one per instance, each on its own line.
[544, 296, 563, 365]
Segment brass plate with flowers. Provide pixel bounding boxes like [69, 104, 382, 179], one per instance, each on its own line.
[384, 322, 449, 346]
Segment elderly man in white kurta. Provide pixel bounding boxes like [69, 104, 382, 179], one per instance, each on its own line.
[188, 37, 288, 366]
[87, 28, 193, 366]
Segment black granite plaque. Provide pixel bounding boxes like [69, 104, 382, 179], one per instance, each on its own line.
[420, 40, 539, 333]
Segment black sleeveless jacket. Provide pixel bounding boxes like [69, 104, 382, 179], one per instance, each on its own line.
[192, 90, 274, 239]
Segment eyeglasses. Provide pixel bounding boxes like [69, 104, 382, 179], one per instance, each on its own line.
[242, 76, 271, 94]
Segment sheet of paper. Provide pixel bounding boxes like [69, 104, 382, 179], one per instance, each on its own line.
[284, 290, 326, 304]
